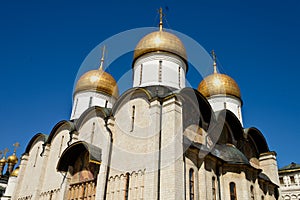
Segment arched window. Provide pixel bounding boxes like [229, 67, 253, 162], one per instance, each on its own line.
[229, 182, 237, 200]
[261, 195, 264, 200]
[212, 177, 216, 200]
[189, 169, 195, 200]
[130, 105, 135, 132]
[250, 185, 255, 200]
[124, 173, 130, 200]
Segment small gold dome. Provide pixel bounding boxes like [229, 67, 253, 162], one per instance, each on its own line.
[0, 157, 6, 165]
[198, 73, 241, 99]
[7, 154, 18, 165]
[133, 31, 187, 63]
[75, 69, 119, 98]
[10, 167, 19, 177]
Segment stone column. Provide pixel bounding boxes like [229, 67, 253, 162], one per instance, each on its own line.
[95, 118, 114, 200]
[259, 151, 280, 185]
[160, 97, 184, 200]
[11, 154, 28, 200]
[32, 145, 50, 200]
[143, 100, 160, 199]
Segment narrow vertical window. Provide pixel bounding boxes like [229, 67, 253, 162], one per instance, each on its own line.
[58, 135, 64, 158]
[33, 147, 40, 167]
[224, 102, 227, 109]
[124, 173, 130, 200]
[105, 100, 108, 108]
[130, 106, 135, 132]
[261, 196, 264, 200]
[72, 98, 78, 118]
[250, 185, 255, 200]
[279, 177, 284, 185]
[89, 96, 93, 107]
[158, 60, 162, 82]
[189, 169, 195, 200]
[230, 182, 237, 200]
[212, 177, 216, 200]
[139, 64, 143, 85]
[237, 105, 241, 120]
[178, 66, 181, 88]
[91, 122, 95, 143]
[290, 176, 295, 184]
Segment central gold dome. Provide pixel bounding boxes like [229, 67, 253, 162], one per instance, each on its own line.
[133, 31, 187, 63]
[75, 69, 119, 98]
[198, 73, 241, 99]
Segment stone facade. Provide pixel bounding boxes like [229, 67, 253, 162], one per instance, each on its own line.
[279, 163, 300, 200]
[9, 88, 280, 199]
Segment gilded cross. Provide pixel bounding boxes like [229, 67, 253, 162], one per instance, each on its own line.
[13, 142, 20, 153]
[3, 148, 9, 157]
[211, 50, 217, 74]
[158, 7, 164, 31]
[99, 45, 106, 70]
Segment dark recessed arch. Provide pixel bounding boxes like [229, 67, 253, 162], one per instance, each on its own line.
[215, 109, 244, 143]
[244, 127, 269, 154]
[178, 87, 213, 130]
[56, 141, 102, 172]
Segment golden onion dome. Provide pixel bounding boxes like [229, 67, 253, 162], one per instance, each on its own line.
[10, 167, 19, 177]
[74, 69, 119, 98]
[198, 73, 241, 99]
[133, 30, 187, 63]
[7, 154, 18, 165]
[0, 157, 6, 165]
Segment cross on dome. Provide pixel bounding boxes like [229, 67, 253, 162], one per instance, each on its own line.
[158, 7, 164, 31]
[211, 50, 218, 74]
[3, 148, 8, 157]
[99, 45, 106, 70]
[13, 142, 20, 154]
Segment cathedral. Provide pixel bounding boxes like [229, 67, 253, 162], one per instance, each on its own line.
[5, 9, 280, 200]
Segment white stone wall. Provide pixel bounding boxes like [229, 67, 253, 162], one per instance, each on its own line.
[133, 52, 186, 89]
[108, 97, 185, 200]
[106, 170, 145, 199]
[159, 97, 185, 200]
[111, 98, 158, 173]
[13, 139, 45, 200]
[1, 176, 17, 200]
[220, 170, 249, 199]
[39, 129, 70, 199]
[71, 91, 116, 120]
[207, 95, 243, 126]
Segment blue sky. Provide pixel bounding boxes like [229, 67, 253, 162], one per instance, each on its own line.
[0, 0, 299, 168]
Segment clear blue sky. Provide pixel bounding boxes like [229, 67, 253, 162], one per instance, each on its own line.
[0, 0, 299, 168]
